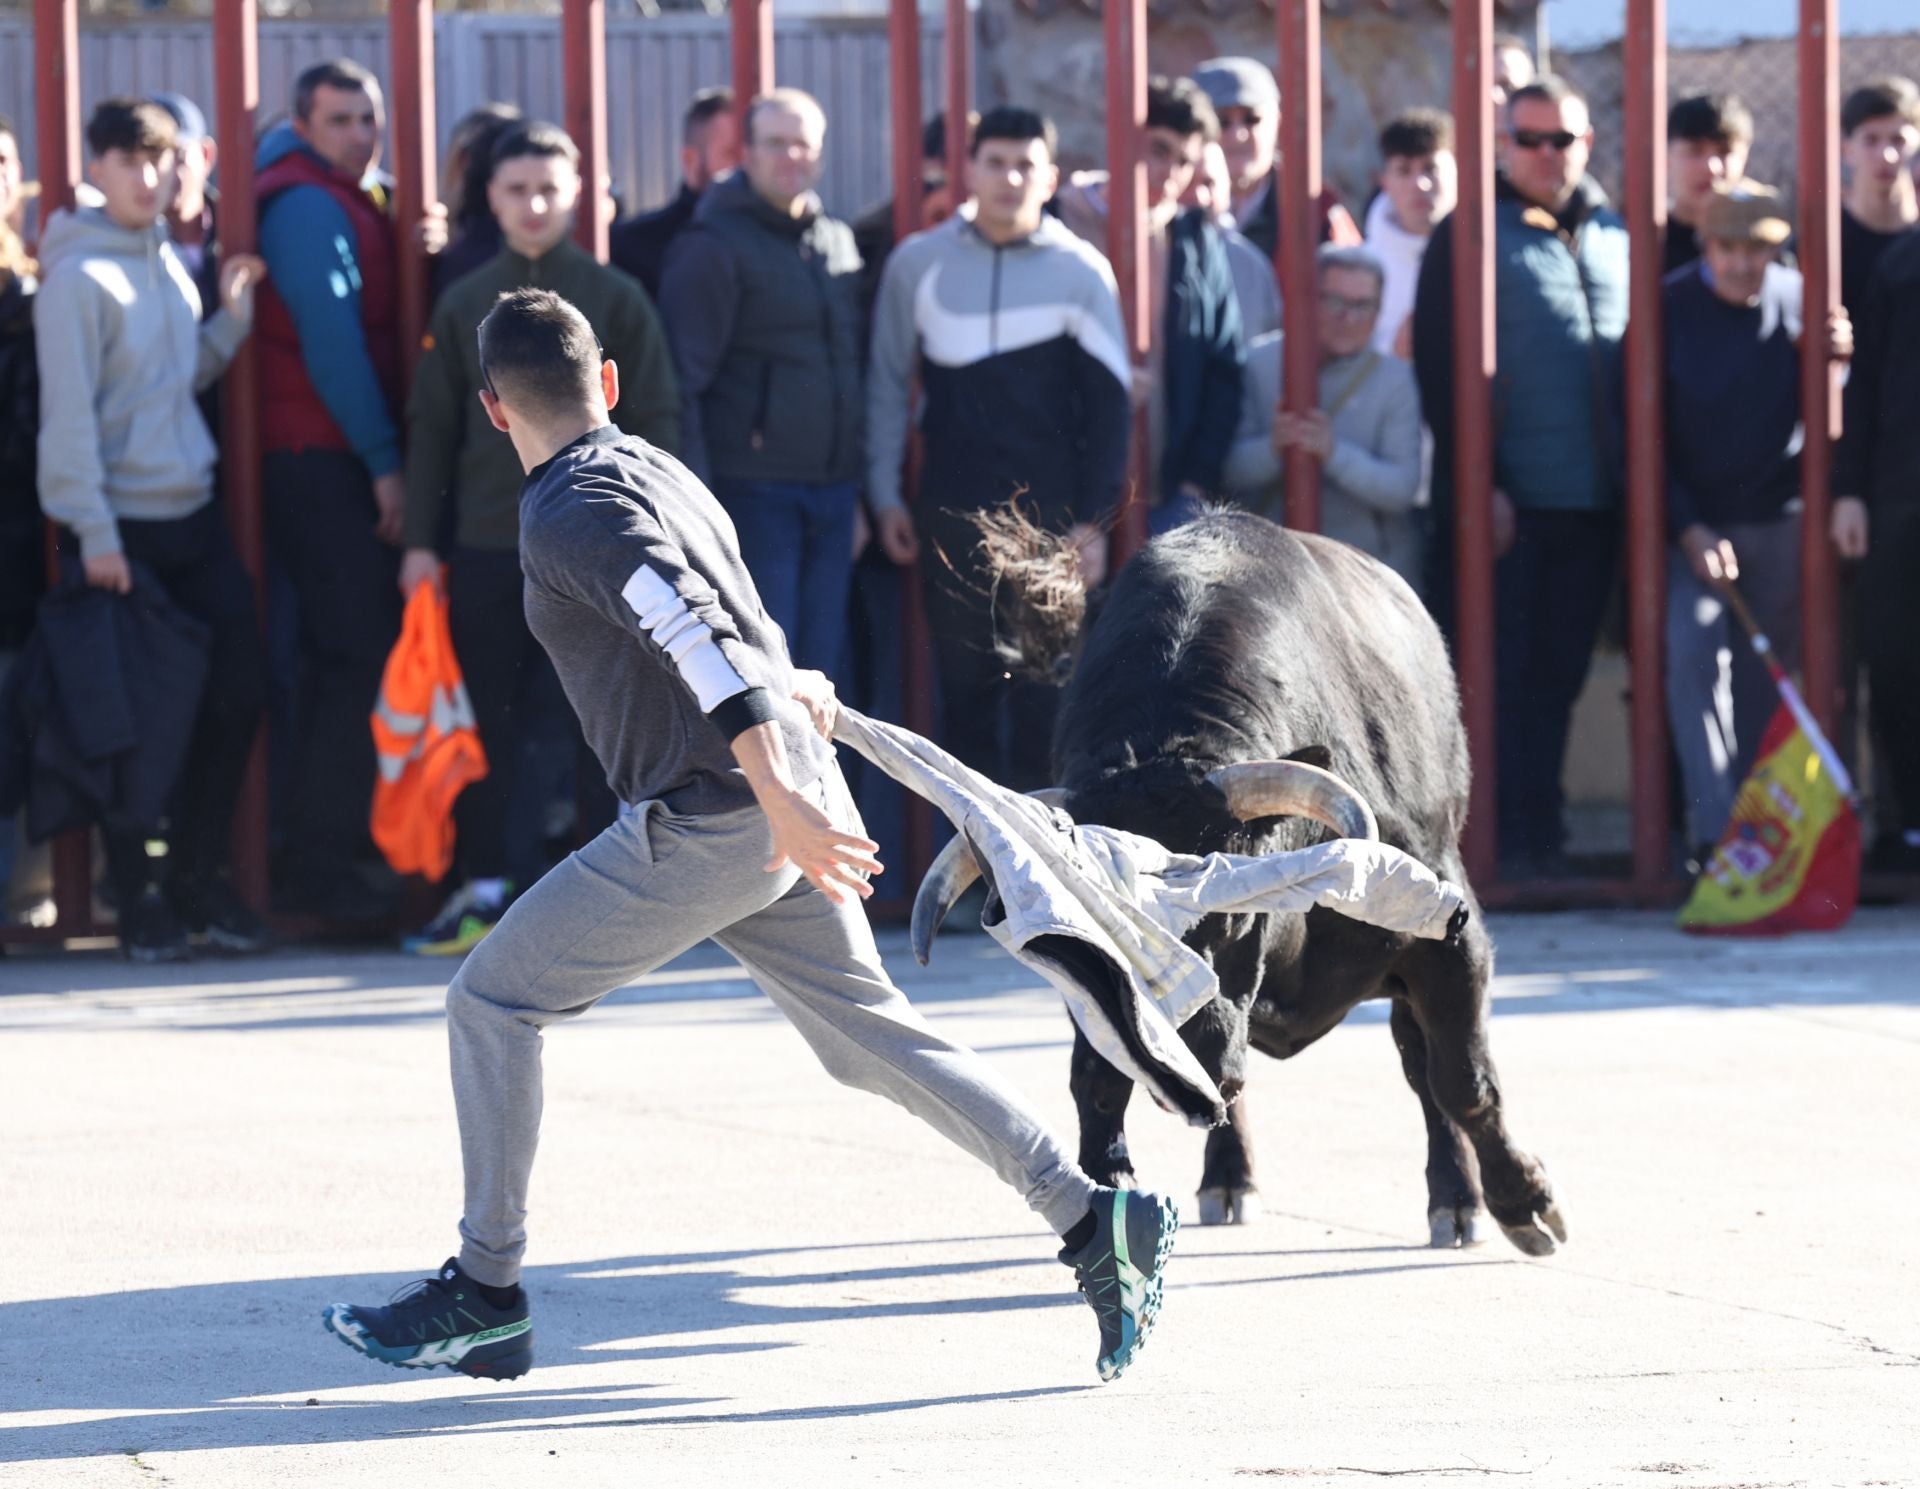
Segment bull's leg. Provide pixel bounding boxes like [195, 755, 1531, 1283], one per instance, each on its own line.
[1388, 996, 1484, 1247]
[1183, 994, 1259, 1225]
[1403, 931, 1567, 1257]
[1069, 1027, 1138, 1190]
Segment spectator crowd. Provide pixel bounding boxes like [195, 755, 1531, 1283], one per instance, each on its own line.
[3, 38, 1919, 962]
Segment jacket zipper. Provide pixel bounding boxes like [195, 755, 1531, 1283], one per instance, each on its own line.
[990, 243, 1004, 354]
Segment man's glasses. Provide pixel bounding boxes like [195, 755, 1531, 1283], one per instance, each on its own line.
[1510, 128, 1579, 153]
[1320, 292, 1380, 320]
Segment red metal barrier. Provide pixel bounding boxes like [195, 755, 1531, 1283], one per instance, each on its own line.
[564, 0, 610, 261]
[1622, 0, 1670, 894]
[943, 0, 970, 219]
[388, 0, 438, 382]
[1450, 0, 1498, 889]
[1104, 0, 1150, 564]
[733, 0, 775, 125]
[1275, 0, 1322, 533]
[1798, 0, 1841, 740]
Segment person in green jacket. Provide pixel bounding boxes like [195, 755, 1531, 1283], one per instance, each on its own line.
[398, 119, 680, 955]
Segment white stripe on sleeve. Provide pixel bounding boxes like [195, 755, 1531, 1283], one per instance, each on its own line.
[620, 563, 751, 711]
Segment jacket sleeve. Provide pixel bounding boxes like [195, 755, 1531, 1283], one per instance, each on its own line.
[1836, 264, 1888, 505]
[1170, 232, 1245, 495]
[1323, 361, 1423, 514]
[257, 184, 403, 478]
[32, 269, 118, 561]
[1222, 333, 1282, 495]
[1070, 255, 1134, 523]
[608, 283, 683, 456]
[864, 242, 920, 514]
[401, 298, 466, 552]
[193, 307, 250, 392]
[657, 228, 738, 484]
[551, 484, 782, 743]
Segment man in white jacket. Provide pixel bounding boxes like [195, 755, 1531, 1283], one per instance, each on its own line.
[34, 97, 266, 960]
[1363, 109, 1456, 360]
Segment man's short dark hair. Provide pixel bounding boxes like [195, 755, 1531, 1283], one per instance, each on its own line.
[489, 120, 580, 180]
[1507, 74, 1587, 119]
[971, 106, 1056, 162]
[1380, 109, 1454, 161]
[293, 58, 382, 123]
[86, 98, 177, 159]
[478, 288, 604, 420]
[1669, 93, 1753, 147]
[1147, 76, 1218, 143]
[1842, 77, 1920, 138]
[684, 86, 733, 149]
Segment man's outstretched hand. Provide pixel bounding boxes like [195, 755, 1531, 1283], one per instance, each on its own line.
[762, 789, 883, 905]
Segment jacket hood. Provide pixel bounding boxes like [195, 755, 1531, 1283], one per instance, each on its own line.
[1495, 170, 1611, 225]
[36, 205, 168, 280]
[254, 120, 312, 173]
[695, 167, 822, 234]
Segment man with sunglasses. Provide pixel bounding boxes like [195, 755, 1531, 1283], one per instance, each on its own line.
[397, 121, 680, 956]
[1412, 75, 1628, 880]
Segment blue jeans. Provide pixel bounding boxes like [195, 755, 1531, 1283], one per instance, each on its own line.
[716, 479, 859, 680]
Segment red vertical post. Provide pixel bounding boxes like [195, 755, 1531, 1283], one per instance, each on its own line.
[35, 0, 89, 934]
[1798, 0, 1841, 737]
[943, 0, 970, 206]
[889, 0, 936, 886]
[1623, 0, 1669, 893]
[214, 0, 270, 912]
[564, 0, 610, 261]
[1452, 0, 1498, 887]
[1275, 0, 1322, 532]
[1105, 0, 1151, 563]
[389, 0, 438, 386]
[733, 0, 775, 128]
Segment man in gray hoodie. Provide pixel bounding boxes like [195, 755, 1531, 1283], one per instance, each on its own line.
[34, 97, 267, 961]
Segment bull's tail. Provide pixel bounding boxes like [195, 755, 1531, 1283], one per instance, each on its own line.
[968, 502, 1092, 685]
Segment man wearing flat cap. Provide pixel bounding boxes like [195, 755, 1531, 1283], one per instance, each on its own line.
[1660, 182, 1852, 862]
[1190, 55, 1359, 258]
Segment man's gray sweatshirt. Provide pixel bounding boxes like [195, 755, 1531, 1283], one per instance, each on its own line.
[518, 425, 833, 816]
[33, 206, 249, 561]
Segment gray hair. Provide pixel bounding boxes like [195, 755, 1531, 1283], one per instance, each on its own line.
[1316, 242, 1386, 293]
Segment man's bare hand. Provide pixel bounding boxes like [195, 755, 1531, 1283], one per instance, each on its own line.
[1680, 523, 1740, 585]
[84, 551, 133, 594]
[763, 789, 882, 905]
[790, 668, 839, 741]
[218, 253, 266, 318]
[372, 473, 406, 545]
[1274, 409, 1334, 461]
[1832, 496, 1869, 560]
[876, 506, 919, 565]
[1067, 521, 1107, 588]
[417, 202, 449, 257]
[399, 547, 442, 597]
[1826, 307, 1853, 364]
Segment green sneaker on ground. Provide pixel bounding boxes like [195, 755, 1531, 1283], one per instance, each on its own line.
[403, 881, 510, 956]
[1061, 1186, 1180, 1382]
[322, 1258, 533, 1379]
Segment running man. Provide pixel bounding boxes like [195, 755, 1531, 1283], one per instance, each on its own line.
[321, 287, 1177, 1384]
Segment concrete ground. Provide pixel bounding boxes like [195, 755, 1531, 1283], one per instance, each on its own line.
[2, 908, 1916, 1489]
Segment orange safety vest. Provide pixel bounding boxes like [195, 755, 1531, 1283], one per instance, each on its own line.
[369, 584, 488, 883]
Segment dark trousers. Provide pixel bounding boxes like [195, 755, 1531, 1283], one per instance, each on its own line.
[89, 502, 266, 896]
[920, 503, 1059, 793]
[446, 546, 618, 886]
[1864, 502, 1920, 834]
[1492, 508, 1621, 861]
[264, 451, 401, 882]
[716, 479, 859, 680]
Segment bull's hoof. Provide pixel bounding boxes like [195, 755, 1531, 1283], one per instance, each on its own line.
[1195, 1186, 1261, 1225]
[1496, 1202, 1568, 1257]
[1427, 1204, 1486, 1249]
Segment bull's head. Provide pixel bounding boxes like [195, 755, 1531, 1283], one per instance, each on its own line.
[910, 757, 1379, 963]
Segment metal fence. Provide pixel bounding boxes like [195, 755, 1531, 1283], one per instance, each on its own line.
[0, 11, 946, 219]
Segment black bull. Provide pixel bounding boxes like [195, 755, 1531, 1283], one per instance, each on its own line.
[920, 510, 1565, 1256]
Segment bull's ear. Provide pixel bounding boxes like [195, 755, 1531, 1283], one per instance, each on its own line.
[1285, 744, 1335, 771]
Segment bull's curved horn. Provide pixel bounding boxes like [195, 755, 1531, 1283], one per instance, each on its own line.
[910, 788, 1068, 965]
[1205, 760, 1379, 841]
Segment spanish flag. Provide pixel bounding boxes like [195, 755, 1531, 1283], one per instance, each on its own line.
[1679, 590, 1860, 936]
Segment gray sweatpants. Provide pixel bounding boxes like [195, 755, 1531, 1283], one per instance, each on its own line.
[447, 764, 1099, 1286]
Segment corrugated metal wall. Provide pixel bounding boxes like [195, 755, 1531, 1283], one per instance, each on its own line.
[0, 14, 947, 220]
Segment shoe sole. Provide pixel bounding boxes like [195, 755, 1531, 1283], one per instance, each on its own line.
[1097, 1193, 1180, 1383]
[321, 1303, 533, 1381]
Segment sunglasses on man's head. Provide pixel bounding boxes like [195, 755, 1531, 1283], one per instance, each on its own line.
[1510, 128, 1579, 152]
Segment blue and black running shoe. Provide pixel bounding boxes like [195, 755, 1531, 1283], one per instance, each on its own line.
[1061, 1187, 1180, 1382]
[322, 1259, 533, 1380]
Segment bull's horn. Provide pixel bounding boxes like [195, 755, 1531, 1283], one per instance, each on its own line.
[1205, 760, 1379, 841]
[910, 788, 1068, 965]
